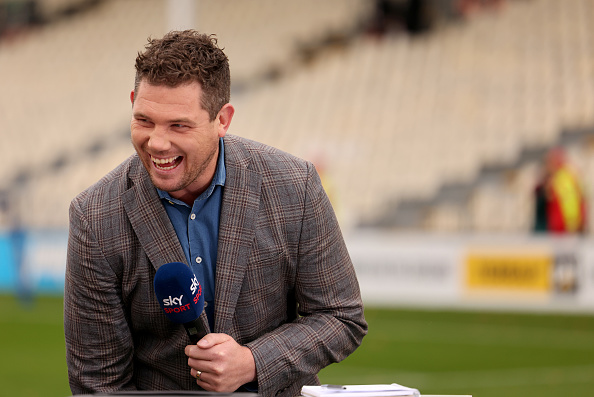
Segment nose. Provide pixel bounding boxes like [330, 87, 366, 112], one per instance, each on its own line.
[147, 125, 171, 152]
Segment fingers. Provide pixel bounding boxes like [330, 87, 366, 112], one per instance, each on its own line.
[185, 333, 231, 357]
[190, 364, 224, 391]
[191, 368, 217, 391]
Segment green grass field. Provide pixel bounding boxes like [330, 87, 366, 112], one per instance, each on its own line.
[1, 294, 593, 397]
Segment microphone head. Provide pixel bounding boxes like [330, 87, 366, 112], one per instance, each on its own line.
[153, 262, 204, 324]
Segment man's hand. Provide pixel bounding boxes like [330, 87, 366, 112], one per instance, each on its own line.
[185, 333, 257, 392]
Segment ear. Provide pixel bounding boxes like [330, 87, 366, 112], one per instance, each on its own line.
[216, 103, 235, 138]
[130, 90, 135, 105]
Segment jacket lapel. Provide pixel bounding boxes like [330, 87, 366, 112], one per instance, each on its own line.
[121, 157, 186, 269]
[214, 137, 262, 334]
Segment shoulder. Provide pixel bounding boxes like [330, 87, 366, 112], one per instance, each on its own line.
[223, 134, 313, 181]
[70, 154, 143, 214]
[223, 135, 328, 212]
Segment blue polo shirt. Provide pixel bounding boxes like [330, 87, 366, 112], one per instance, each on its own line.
[157, 138, 225, 330]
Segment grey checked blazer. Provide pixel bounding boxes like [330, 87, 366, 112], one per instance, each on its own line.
[64, 134, 367, 397]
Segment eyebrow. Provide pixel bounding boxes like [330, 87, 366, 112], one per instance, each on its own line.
[133, 112, 195, 126]
[133, 111, 150, 120]
[169, 118, 195, 125]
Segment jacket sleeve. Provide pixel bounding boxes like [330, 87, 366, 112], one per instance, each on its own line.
[64, 197, 137, 394]
[246, 162, 368, 397]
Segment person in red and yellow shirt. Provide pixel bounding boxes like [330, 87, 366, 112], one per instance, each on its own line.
[534, 147, 587, 234]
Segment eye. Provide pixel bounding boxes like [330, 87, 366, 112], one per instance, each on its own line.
[171, 123, 192, 131]
[135, 117, 153, 126]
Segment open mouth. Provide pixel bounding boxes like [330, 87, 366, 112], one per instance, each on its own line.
[151, 155, 182, 171]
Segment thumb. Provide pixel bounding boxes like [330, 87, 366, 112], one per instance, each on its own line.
[196, 332, 231, 348]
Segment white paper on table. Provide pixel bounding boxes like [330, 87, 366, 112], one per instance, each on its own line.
[301, 383, 420, 397]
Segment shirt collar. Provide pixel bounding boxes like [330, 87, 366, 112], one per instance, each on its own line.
[157, 137, 226, 205]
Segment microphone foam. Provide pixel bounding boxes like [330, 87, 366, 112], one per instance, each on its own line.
[153, 262, 204, 324]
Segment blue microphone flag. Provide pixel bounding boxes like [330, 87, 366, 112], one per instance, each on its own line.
[153, 262, 204, 324]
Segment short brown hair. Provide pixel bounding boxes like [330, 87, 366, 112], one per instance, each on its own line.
[134, 30, 230, 121]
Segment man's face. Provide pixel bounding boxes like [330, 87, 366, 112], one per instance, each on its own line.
[130, 80, 225, 203]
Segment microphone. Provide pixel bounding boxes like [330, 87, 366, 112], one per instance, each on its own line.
[153, 262, 208, 344]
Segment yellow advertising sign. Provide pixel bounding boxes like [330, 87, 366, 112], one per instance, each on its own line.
[466, 251, 552, 291]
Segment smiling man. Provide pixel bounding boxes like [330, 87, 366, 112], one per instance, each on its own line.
[64, 30, 367, 397]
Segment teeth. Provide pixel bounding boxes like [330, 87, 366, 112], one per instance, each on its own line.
[152, 156, 179, 165]
[151, 156, 180, 170]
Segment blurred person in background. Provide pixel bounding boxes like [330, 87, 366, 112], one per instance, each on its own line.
[533, 147, 587, 234]
[63, 30, 367, 397]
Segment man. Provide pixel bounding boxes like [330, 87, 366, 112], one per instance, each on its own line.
[64, 30, 367, 397]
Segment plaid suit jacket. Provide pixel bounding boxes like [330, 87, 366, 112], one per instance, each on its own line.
[64, 134, 367, 397]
